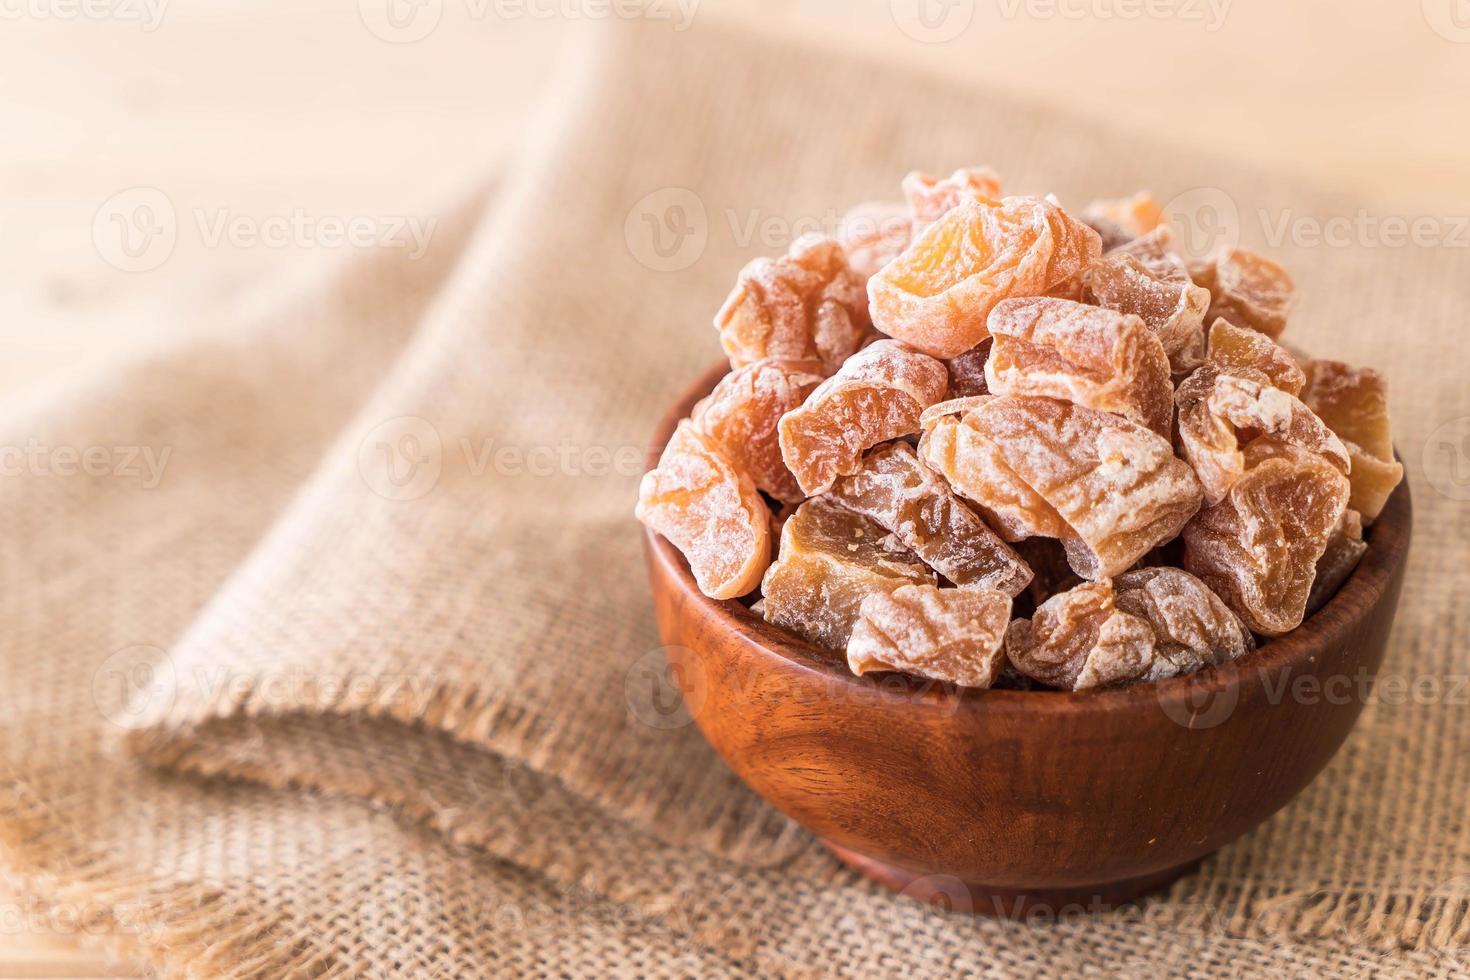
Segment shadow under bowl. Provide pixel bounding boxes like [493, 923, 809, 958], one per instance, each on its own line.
[643, 360, 1412, 916]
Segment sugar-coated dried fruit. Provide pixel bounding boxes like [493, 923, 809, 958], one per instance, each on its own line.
[919, 395, 1203, 578]
[1206, 318, 1305, 395]
[715, 234, 870, 373]
[1301, 359, 1403, 523]
[918, 397, 1072, 542]
[760, 497, 934, 651]
[1183, 438, 1350, 635]
[1113, 567, 1254, 673]
[636, 421, 771, 600]
[848, 584, 1012, 688]
[778, 339, 948, 495]
[691, 360, 824, 503]
[1200, 247, 1294, 338]
[1175, 364, 1350, 506]
[869, 196, 1102, 358]
[828, 441, 1033, 595]
[984, 297, 1174, 436]
[902, 167, 1003, 223]
[944, 338, 992, 398]
[1006, 570, 1248, 690]
[838, 201, 913, 284]
[1081, 191, 1164, 251]
[1306, 508, 1367, 614]
[1086, 227, 1210, 375]
[1005, 580, 1158, 690]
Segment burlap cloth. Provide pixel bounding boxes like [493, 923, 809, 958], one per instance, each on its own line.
[1, 16, 1467, 978]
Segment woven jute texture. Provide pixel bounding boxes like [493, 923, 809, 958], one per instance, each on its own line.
[2, 16, 1467, 977]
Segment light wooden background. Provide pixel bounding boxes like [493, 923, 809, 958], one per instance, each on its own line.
[2, 1, 1465, 974]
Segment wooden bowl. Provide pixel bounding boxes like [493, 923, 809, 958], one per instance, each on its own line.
[643, 361, 1412, 915]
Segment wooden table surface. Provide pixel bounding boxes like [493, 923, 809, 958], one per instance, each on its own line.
[1, 1, 1464, 974]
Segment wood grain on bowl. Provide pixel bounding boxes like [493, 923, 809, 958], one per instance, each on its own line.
[643, 361, 1412, 916]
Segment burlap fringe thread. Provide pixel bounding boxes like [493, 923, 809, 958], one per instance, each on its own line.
[0, 780, 345, 979]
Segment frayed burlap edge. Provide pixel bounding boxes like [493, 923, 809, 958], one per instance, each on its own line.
[0, 779, 344, 979]
[123, 676, 813, 870]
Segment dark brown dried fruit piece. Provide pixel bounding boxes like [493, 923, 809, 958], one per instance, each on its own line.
[944, 338, 992, 398]
[761, 497, 934, 651]
[1005, 579, 1157, 690]
[1183, 438, 1350, 635]
[828, 441, 1032, 596]
[1307, 508, 1367, 615]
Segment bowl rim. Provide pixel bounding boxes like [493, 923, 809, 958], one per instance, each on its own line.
[644, 359, 1413, 715]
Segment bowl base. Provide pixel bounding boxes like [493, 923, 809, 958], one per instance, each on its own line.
[824, 841, 1204, 918]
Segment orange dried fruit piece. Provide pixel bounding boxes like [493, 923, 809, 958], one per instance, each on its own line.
[869, 195, 1102, 358]
[1113, 566, 1254, 673]
[636, 420, 771, 600]
[919, 395, 1203, 578]
[837, 201, 912, 284]
[1081, 191, 1164, 251]
[944, 338, 992, 398]
[985, 296, 1174, 436]
[1200, 247, 1294, 338]
[1004, 579, 1157, 690]
[918, 397, 1071, 542]
[1206, 317, 1305, 395]
[1175, 363, 1349, 506]
[1183, 438, 1350, 636]
[1086, 226, 1211, 376]
[828, 441, 1033, 596]
[691, 359, 824, 503]
[901, 166, 1003, 223]
[1306, 508, 1367, 614]
[1301, 359, 1403, 523]
[760, 497, 934, 651]
[778, 339, 949, 495]
[714, 234, 870, 374]
[848, 584, 1012, 688]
